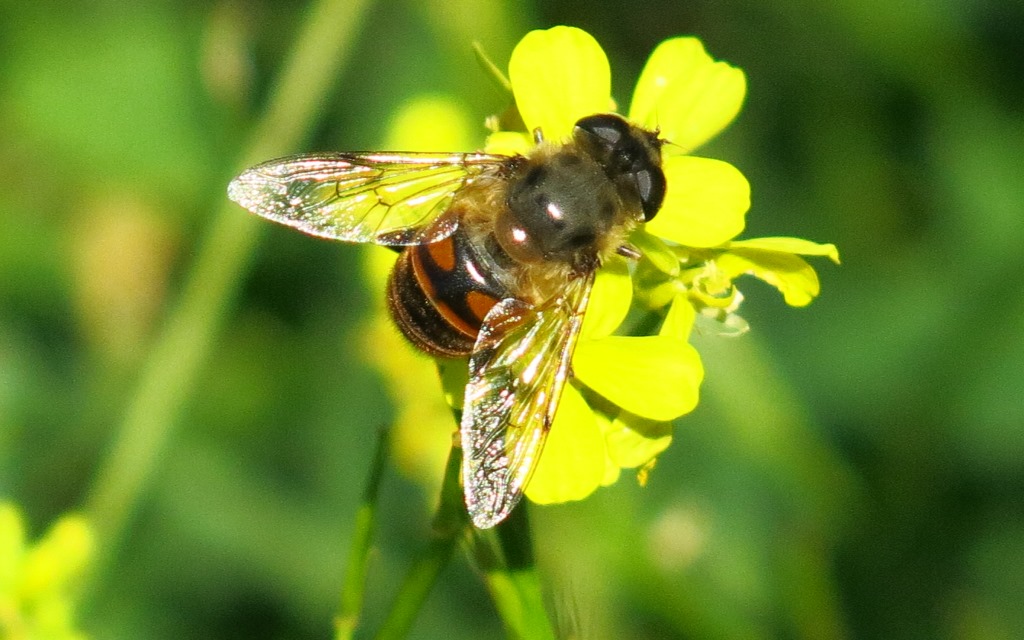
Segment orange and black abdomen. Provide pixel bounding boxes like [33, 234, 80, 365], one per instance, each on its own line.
[387, 228, 513, 358]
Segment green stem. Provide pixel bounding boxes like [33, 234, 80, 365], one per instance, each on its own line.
[432, 385, 554, 638]
[335, 428, 391, 640]
[472, 41, 513, 96]
[373, 538, 458, 640]
[472, 507, 556, 640]
[483, 568, 553, 640]
[374, 447, 468, 640]
[83, 0, 372, 583]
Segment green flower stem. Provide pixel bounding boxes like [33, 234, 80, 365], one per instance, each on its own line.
[82, 0, 372, 585]
[482, 569, 553, 640]
[372, 446, 554, 639]
[335, 428, 390, 640]
[373, 537, 459, 640]
[472, 507, 556, 640]
[472, 41, 513, 96]
[374, 447, 468, 640]
[437, 402, 554, 638]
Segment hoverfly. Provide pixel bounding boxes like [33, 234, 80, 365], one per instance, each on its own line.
[228, 113, 666, 528]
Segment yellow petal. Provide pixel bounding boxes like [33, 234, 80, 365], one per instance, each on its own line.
[660, 292, 697, 340]
[384, 95, 476, 151]
[0, 503, 26, 585]
[631, 229, 680, 276]
[389, 358, 459, 493]
[20, 514, 93, 597]
[634, 259, 679, 310]
[729, 236, 841, 264]
[362, 247, 458, 492]
[580, 256, 631, 340]
[604, 411, 673, 468]
[645, 156, 749, 247]
[509, 27, 611, 141]
[716, 249, 822, 307]
[525, 384, 605, 504]
[596, 411, 623, 486]
[629, 37, 746, 154]
[601, 462, 622, 487]
[574, 335, 704, 421]
[362, 246, 398, 298]
[483, 131, 532, 156]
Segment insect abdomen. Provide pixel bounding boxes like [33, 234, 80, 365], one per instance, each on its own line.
[387, 228, 512, 358]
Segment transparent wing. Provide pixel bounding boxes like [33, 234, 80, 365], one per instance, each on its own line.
[461, 273, 595, 529]
[227, 152, 509, 245]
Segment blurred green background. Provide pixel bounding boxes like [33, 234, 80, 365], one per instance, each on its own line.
[2, 0, 1023, 638]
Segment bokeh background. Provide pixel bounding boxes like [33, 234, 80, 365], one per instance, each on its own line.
[2, 0, 1023, 638]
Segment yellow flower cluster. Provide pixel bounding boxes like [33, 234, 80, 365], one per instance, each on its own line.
[483, 27, 837, 504]
[0, 503, 93, 640]
[361, 26, 838, 510]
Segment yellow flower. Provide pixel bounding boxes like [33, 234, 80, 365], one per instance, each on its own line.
[482, 27, 838, 505]
[364, 28, 838, 513]
[0, 502, 94, 640]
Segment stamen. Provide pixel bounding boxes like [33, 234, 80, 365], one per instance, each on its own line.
[616, 243, 642, 260]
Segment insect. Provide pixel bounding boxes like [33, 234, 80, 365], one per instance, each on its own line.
[228, 113, 666, 528]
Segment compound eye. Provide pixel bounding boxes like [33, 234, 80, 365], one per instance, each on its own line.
[635, 167, 666, 221]
[494, 208, 545, 263]
[574, 114, 630, 150]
